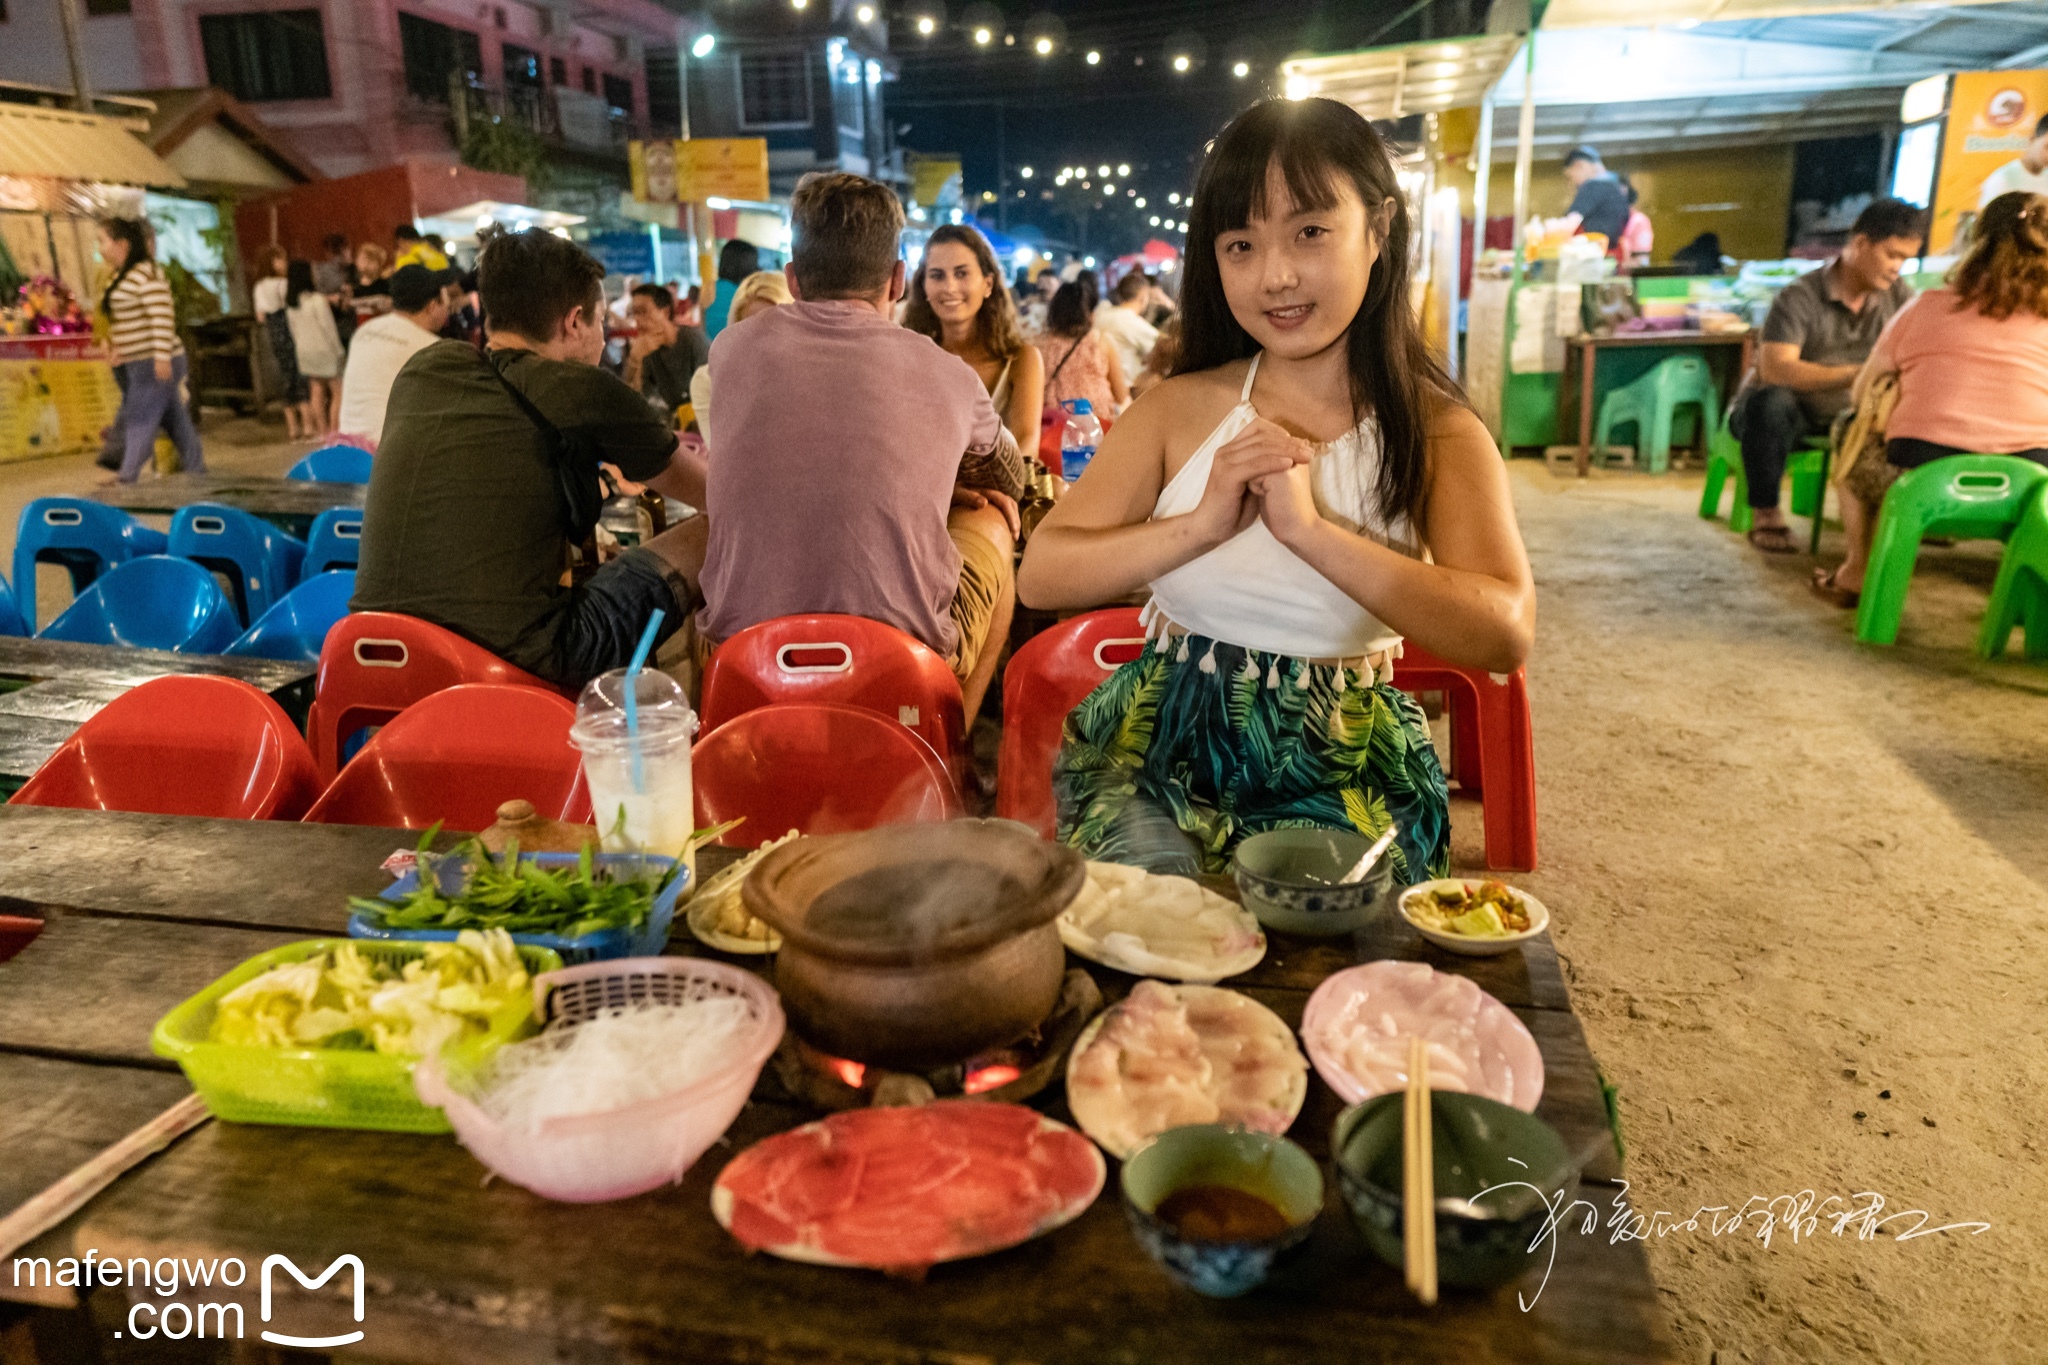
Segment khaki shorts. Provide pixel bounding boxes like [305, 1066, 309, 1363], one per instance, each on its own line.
[945, 513, 1010, 683]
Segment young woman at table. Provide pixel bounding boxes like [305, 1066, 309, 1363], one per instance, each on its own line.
[904, 224, 1045, 455]
[1814, 190, 2048, 607]
[1017, 97, 1535, 882]
[98, 216, 206, 485]
[1035, 281, 1128, 419]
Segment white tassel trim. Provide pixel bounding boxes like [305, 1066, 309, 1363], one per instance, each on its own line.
[1175, 636, 1190, 664]
[1198, 641, 1219, 674]
[1293, 661, 1311, 691]
[1266, 658, 1281, 689]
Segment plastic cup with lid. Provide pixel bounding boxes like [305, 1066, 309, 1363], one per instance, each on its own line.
[570, 667, 699, 873]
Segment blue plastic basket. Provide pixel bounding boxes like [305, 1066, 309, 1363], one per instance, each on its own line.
[346, 851, 688, 965]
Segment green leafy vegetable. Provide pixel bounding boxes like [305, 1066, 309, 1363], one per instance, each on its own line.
[348, 829, 682, 939]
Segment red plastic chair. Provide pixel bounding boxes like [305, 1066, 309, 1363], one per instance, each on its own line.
[0, 916, 41, 963]
[994, 608, 1148, 838]
[700, 614, 968, 789]
[306, 612, 559, 780]
[1390, 643, 1538, 872]
[9, 675, 321, 820]
[303, 685, 590, 832]
[694, 702, 959, 846]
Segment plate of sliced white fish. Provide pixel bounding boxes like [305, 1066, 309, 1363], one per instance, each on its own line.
[1065, 980, 1307, 1159]
[1057, 861, 1266, 983]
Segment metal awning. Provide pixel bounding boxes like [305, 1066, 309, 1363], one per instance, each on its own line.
[1280, 34, 1525, 120]
[1542, 0, 2035, 26]
[0, 103, 185, 188]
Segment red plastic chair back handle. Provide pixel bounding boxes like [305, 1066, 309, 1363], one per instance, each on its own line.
[1092, 638, 1148, 670]
[353, 639, 409, 668]
[775, 642, 854, 673]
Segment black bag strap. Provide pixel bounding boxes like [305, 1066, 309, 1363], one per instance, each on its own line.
[1046, 335, 1084, 387]
[485, 349, 605, 539]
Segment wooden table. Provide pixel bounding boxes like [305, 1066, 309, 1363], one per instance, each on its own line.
[0, 810, 1674, 1363]
[1564, 330, 1754, 476]
[0, 638, 313, 791]
[92, 473, 364, 536]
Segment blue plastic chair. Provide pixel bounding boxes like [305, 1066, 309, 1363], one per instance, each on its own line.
[303, 507, 364, 577]
[0, 573, 26, 637]
[287, 445, 374, 484]
[37, 556, 242, 653]
[168, 502, 306, 626]
[11, 498, 169, 632]
[226, 570, 355, 663]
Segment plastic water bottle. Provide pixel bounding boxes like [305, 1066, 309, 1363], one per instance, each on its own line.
[1060, 398, 1102, 483]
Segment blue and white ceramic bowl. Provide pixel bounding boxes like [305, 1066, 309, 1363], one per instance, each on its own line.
[1120, 1125, 1322, 1298]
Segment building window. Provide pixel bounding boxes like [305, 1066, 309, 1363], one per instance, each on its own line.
[504, 42, 541, 88]
[602, 73, 633, 116]
[581, 66, 596, 94]
[85, 0, 133, 15]
[550, 56, 567, 85]
[199, 10, 332, 102]
[832, 54, 863, 138]
[397, 12, 481, 104]
[644, 49, 679, 136]
[737, 50, 810, 129]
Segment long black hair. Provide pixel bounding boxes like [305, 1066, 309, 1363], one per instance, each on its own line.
[1173, 97, 1463, 529]
[98, 217, 151, 317]
[285, 258, 317, 308]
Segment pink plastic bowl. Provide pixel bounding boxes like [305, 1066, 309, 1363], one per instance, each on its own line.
[416, 957, 785, 1203]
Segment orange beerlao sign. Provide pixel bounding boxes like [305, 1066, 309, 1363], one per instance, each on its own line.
[1930, 69, 2048, 253]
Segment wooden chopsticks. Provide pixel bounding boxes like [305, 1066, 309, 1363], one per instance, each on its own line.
[0, 1094, 211, 1262]
[1402, 1034, 1438, 1306]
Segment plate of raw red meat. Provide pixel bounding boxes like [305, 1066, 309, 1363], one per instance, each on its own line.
[711, 1100, 1105, 1274]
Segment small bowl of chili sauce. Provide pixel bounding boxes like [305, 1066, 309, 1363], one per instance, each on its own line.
[1120, 1124, 1323, 1298]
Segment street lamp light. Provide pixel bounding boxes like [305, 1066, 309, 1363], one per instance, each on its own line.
[1172, 54, 1190, 73]
[1035, 36, 1052, 55]
[1019, 166, 1033, 178]
[973, 27, 992, 44]
[856, 4, 875, 22]
[690, 32, 716, 58]
[1085, 50, 1100, 65]
[1096, 164, 1110, 177]
[917, 16, 936, 35]
[1232, 60, 1249, 78]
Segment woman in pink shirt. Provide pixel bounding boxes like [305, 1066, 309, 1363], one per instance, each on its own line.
[1817, 191, 2048, 604]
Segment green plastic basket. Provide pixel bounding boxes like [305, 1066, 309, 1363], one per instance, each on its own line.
[151, 938, 562, 1133]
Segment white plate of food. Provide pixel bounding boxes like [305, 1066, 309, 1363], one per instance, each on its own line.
[1300, 960, 1543, 1111]
[1065, 980, 1308, 1159]
[1057, 861, 1266, 983]
[684, 831, 800, 954]
[711, 1101, 1105, 1274]
[1397, 878, 1550, 957]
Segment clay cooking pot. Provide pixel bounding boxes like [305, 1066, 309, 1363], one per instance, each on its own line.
[743, 821, 1087, 1069]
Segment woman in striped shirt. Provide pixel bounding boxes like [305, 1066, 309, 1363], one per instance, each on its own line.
[99, 217, 204, 484]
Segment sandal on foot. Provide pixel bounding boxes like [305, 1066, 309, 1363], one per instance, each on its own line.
[1747, 525, 1797, 554]
[1810, 567, 1860, 609]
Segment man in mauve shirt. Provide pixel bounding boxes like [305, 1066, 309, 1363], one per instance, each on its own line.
[700, 172, 1026, 722]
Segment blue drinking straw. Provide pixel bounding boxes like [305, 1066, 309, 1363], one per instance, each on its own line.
[622, 608, 666, 794]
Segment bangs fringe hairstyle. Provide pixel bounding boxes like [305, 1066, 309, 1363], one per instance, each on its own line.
[902, 224, 1027, 359]
[1173, 97, 1464, 528]
[1953, 191, 2048, 321]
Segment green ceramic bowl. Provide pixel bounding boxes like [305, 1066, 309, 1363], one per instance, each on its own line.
[1121, 1125, 1323, 1298]
[1331, 1090, 1576, 1289]
[1231, 827, 1395, 937]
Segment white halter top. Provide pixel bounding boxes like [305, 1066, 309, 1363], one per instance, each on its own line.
[1144, 354, 1419, 660]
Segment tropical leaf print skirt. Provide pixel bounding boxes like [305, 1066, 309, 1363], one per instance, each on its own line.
[1053, 634, 1450, 882]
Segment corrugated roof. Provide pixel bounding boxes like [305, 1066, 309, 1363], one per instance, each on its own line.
[0, 103, 186, 188]
[1281, 34, 1526, 120]
[1543, 0, 2035, 27]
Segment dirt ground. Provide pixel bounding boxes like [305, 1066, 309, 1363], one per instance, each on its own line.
[1504, 463, 2046, 1365]
[2, 431, 2041, 1363]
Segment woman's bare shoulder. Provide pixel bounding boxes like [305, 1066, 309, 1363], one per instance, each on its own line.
[1138, 363, 1247, 425]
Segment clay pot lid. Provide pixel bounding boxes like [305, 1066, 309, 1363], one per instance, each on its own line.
[742, 820, 1086, 968]
[479, 799, 600, 855]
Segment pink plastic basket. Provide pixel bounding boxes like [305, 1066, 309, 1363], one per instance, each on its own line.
[414, 957, 784, 1202]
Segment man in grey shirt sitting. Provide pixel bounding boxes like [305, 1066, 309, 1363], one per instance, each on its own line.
[1731, 198, 1924, 554]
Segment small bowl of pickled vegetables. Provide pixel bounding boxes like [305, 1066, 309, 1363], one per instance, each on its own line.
[1397, 879, 1549, 957]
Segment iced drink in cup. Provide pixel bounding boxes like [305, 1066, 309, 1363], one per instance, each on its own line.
[570, 668, 699, 875]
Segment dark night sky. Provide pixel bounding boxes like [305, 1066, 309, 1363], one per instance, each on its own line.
[887, 0, 1490, 258]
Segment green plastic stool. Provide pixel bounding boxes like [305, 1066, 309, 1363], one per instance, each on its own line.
[1700, 432, 1827, 538]
[1596, 354, 1720, 475]
[1856, 454, 2048, 646]
[1977, 481, 2048, 660]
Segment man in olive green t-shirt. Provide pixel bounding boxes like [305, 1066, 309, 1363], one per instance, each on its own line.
[353, 229, 708, 685]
